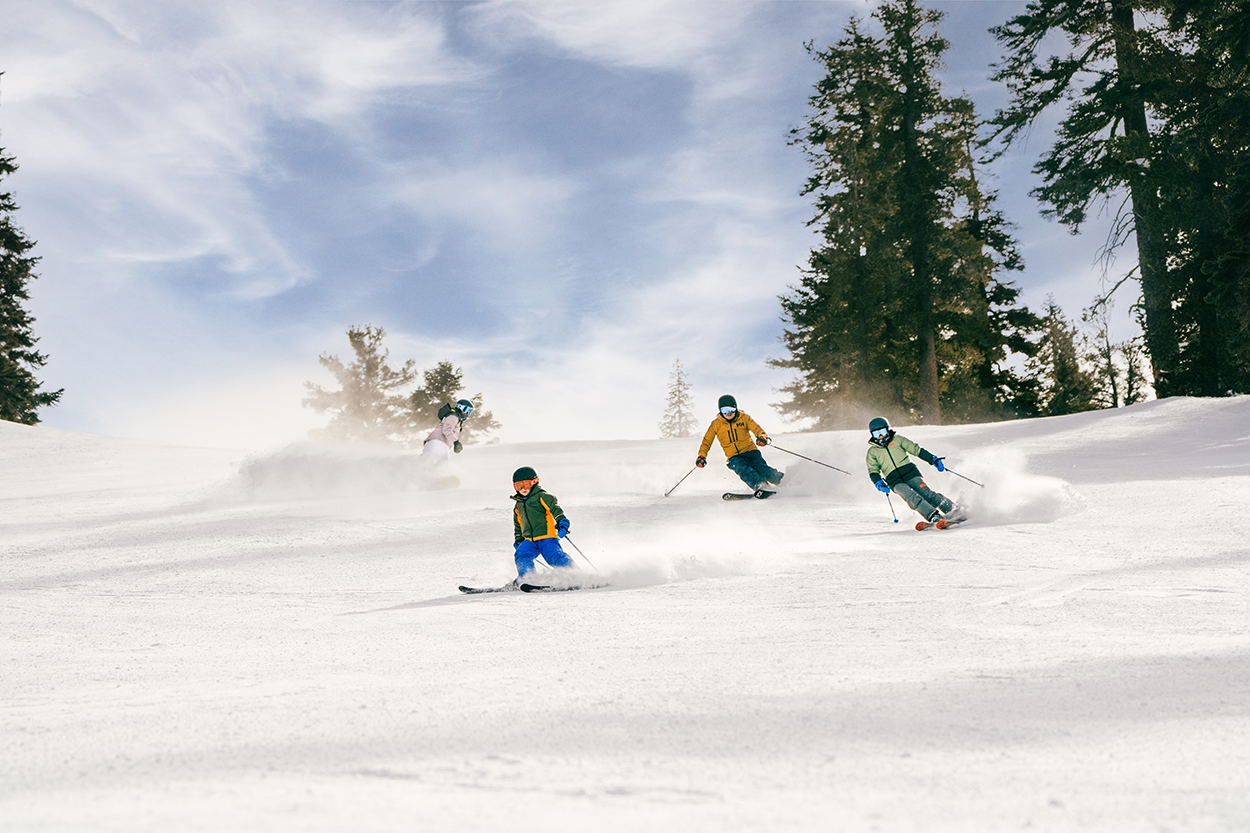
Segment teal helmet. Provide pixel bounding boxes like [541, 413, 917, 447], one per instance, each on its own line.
[455, 399, 474, 418]
[868, 417, 893, 445]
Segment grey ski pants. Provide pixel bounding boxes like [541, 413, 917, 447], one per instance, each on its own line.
[891, 474, 954, 520]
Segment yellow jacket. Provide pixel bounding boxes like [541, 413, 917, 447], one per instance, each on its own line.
[698, 411, 769, 459]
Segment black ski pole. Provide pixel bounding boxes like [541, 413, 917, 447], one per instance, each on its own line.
[769, 444, 852, 475]
[563, 535, 602, 574]
[664, 466, 697, 497]
[886, 492, 899, 524]
[943, 467, 984, 488]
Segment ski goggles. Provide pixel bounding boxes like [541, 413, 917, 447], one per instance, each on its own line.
[513, 478, 537, 492]
[720, 406, 738, 416]
[456, 404, 474, 416]
[871, 427, 890, 440]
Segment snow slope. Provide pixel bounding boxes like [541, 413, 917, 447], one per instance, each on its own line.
[3, 397, 1249, 832]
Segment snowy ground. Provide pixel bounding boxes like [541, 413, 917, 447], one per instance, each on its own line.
[3, 397, 1249, 832]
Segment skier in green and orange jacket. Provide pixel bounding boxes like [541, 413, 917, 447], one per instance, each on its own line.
[865, 417, 962, 524]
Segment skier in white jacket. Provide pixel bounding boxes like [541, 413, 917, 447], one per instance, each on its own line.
[422, 399, 474, 464]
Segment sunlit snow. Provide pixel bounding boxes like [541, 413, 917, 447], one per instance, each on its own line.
[3, 397, 1249, 831]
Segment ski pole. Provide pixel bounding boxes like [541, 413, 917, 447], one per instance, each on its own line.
[886, 492, 899, 524]
[664, 466, 697, 497]
[943, 467, 984, 488]
[769, 444, 852, 475]
[563, 535, 602, 575]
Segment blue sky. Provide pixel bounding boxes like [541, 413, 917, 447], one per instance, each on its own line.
[2, 1, 1134, 448]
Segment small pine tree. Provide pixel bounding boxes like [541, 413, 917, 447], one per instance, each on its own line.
[302, 325, 418, 443]
[658, 360, 696, 439]
[0, 149, 62, 424]
[1029, 299, 1102, 417]
[1120, 336, 1150, 406]
[408, 360, 500, 445]
[1083, 304, 1121, 409]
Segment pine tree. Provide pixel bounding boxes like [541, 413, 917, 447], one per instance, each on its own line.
[658, 359, 696, 438]
[408, 360, 500, 445]
[992, 1, 1250, 396]
[302, 325, 418, 443]
[1030, 299, 1102, 417]
[1120, 335, 1149, 405]
[1084, 304, 1121, 409]
[776, 0, 1037, 429]
[0, 149, 62, 424]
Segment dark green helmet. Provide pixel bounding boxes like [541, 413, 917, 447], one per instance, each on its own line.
[512, 466, 537, 483]
[868, 417, 889, 433]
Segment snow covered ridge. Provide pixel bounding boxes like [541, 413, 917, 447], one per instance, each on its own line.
[3, 396, 1250, 832]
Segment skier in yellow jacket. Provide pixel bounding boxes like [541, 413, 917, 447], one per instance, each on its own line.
[696, 395, 783, 495]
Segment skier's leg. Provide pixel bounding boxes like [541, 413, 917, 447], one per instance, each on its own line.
[757, 455, 784, 485]
[726, 453, 763, 490]
[514, 540, 540, 578]
[908, 477, 954, 514]
[893, 480, 941, 521]
[738, 449, 782, 487]
[421, 440, 450, 474]
[536, 538, 575, 569]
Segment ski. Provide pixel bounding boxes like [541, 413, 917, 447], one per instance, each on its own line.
[458, 584, 518, 594]
[915, 517, 968, 531]
[722, 489, 776, 501]
[519, 583, 610, 593]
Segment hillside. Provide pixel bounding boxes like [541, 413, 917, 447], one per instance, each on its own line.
[3, 397, 1249, 832]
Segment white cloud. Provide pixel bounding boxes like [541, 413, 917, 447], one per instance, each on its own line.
[472, 0, 756, 70]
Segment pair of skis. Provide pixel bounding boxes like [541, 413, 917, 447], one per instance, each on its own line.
[915, 516, 967, 531]
[722, 489, 776, 501]
[458, 582, 608, 594]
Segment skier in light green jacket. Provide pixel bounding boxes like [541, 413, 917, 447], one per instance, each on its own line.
[865, 417, 962, 524]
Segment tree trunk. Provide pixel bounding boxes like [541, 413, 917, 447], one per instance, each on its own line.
[1111, 0, 1175, 392]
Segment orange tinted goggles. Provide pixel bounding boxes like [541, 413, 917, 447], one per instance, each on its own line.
[513, 479, 537, 492]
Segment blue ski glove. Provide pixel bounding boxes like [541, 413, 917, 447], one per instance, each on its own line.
[695, 456, 707, 468]
[875, 480, 891, 494]
[453, 440, 463, 454]
[934, 457, 945, 472]
[556, 518, 570, 538]
[756, 436, 770, 447]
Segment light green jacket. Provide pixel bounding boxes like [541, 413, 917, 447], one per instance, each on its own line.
[865, 434, 937, 486]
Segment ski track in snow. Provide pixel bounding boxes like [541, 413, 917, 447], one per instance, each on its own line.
[3, 397, 1250, 832]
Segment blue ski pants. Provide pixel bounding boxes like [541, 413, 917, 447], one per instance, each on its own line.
[515, 537, 574, 578]
[891, 475, 954, 521]
[726, 449, 783, 490]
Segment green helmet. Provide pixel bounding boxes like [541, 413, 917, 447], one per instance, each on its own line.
[868, 417, 889, 433]
[512, 466, 537, 483]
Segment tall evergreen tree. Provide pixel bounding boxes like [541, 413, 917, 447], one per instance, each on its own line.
[658, 359, 696, 439]
[776, 0, 1036, 429]
[992, 0, 1250, 396]
[0, 149, 62, 424]
[302, 325, 418, 444]
[1145, 0, 1250, 394]
[408, 360, 500, 445]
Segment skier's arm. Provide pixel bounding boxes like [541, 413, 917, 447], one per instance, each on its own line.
[541, 494, 570, 537]
[744, 414, 769, 445]
[896, 435, 938, 465]
[442, 413, 462, 445]
[697, 421, 717, 459]
[866, 448, 882, 482]
[513, 505, 523, 544]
